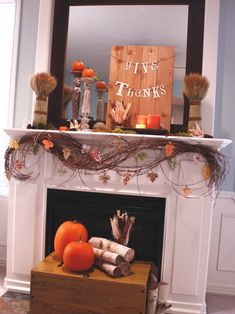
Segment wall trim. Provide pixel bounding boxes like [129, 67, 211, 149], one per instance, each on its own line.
[217, 190, 235, 199]
[207, 283, 235, 296]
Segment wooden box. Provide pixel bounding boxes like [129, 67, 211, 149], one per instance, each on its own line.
[30, 252, 151, 314]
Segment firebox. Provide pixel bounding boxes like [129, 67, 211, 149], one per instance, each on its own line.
[46, 189, 165, 278]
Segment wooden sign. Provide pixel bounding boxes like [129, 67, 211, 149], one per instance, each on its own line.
[106, 46, 175, 131]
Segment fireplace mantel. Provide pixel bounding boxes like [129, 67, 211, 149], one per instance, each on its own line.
[4, 128, 232, 314]
[4, 128, 232, 150]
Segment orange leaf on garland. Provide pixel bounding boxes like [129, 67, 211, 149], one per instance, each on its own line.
[164, 142, 174, 157]
[42, 139, 54, 150]
[202, 164, 211, 180]
[181, 186, 192, 197]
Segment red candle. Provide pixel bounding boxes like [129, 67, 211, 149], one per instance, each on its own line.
[136, 115, 147, 125]
[135, 123, 146, 129]
[146, 114, 161, 129]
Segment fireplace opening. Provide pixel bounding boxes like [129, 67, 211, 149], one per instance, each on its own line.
[46, 189, 165, 278]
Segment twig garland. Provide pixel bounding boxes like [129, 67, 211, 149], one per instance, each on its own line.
[4, 132, 228, 196]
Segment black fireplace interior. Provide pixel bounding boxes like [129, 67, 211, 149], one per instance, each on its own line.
[46, 189, 165, 278]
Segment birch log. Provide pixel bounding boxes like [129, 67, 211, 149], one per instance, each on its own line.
[93, 248, 124, 265]
[119, 261, 131, 276]
[89, 237, 135, 262]
[146, 273, 158, 314]
[94, 259, 122, 278]
[157, 282, 169, 304]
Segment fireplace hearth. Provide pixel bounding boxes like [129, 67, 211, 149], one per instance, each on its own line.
[46, 189, 165, 278]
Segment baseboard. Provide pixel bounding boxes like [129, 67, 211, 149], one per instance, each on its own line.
[165, 300, 204, 314]
[4, 278, 30, 294]
[207, 283, 235, 296]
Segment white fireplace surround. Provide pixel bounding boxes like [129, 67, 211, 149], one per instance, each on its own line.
[4, 128, 231, 314]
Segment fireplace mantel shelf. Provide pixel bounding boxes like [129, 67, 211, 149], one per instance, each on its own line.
[4, 128, 232, 151]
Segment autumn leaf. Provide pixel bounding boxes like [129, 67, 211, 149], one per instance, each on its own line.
[146, 171, 158, 182]
[42, 139, 54, 150]
[202, 164, 211, 179]
[135, 151, 148, 162]
[9, 139, 19, 150]
[63, 148, 71, 160]
[32, 144, 39, 155]
[181, 186, 192, 197]
[90, 147, 101, 162]
[164, 142, 174, 157]
[99, 172, 111, 184]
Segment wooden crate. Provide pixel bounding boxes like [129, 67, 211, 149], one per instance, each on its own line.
[30, 252, 151, 314]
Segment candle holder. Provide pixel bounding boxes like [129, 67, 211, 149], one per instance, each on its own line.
[71, 71, 83, 120]
[96, 88, 106, 121]
[80, 77, 94, 130]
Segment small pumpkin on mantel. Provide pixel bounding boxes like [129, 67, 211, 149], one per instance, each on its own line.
[54, 220, 88, 260]
[82, 67, 95, 78]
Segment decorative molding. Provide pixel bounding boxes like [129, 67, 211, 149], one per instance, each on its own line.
[217, 213, 235, 272]
[5, 278, 30, 294]
[207, 283, 235, 296]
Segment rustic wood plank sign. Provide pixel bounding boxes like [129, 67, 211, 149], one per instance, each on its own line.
[106, 46, 175, 131]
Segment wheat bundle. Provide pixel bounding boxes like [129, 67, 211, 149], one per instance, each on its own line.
[31, 72, 57, 128]
[184, 73, 209, 130]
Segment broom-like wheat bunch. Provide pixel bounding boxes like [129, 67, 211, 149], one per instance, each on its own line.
[183, 73, 209, 130]
[31, 72, 57, 128]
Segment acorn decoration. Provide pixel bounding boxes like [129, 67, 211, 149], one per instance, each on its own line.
[31, 72, 57, 128]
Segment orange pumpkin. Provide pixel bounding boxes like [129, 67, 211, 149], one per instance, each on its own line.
[54, 221, 88, 260]
[63, 240, 94, 272]
[71, 60, 85, 72]
[96, 81, 107, 90]
[82, 67, 94, 78]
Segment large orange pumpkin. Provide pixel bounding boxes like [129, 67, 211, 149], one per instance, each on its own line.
[54, 221, 88, 260]
[63, 240, 94, 272]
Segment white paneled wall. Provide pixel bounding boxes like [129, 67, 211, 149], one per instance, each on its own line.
[207, 192, 235, 295]
[0, 196, 8, 266]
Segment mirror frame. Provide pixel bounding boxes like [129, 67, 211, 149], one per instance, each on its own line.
[48, 0, 205, 132]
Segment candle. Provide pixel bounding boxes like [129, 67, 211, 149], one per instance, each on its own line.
[136, 115, 147, 125]
[59, 126, 69, 131]
[135, 123, 146, 129]
[146, 114, 161, 129]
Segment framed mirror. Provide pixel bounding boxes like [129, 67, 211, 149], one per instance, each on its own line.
[48, 0, 205, 132]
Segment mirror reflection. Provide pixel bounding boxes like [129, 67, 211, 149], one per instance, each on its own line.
[64, 5, 188, 125]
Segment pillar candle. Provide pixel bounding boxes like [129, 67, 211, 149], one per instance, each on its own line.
[135, 123, 146, 129]
[146, 114, 161, 129]
[136, 115, 147, 125]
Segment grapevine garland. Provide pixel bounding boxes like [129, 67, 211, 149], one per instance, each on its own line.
[4, 131, 228, 196]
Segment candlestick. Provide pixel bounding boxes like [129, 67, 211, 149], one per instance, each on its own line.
[71, 71, 83, 120]
[96, 88, 106, 121]
[147, 114, 161, 129]
[80, 77, 94, 130]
